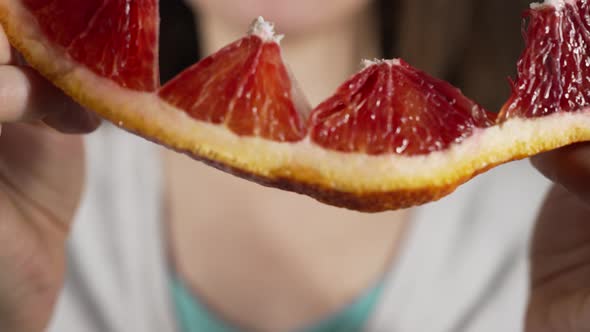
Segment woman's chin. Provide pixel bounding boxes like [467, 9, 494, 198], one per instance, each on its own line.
[189, 0, 371, 35]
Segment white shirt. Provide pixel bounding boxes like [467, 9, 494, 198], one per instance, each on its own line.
[48, 124, 551, 332]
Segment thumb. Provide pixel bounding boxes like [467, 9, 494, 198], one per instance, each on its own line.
[526, 143, 590, 332]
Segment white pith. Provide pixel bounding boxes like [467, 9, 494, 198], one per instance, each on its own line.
[531, 0, 576, 10]
[361, 58, 401, 69]
[72, 71, 590, 191]
[3, 0, 590, 196]
[249, 16, 284, 43]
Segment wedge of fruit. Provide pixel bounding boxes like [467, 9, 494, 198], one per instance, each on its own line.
[1, 0, 590, 212]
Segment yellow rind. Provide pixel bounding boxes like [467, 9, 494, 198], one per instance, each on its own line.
[2, 1, 590, 212]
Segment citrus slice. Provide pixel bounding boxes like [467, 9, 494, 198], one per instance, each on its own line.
[1, 0, 590, 212]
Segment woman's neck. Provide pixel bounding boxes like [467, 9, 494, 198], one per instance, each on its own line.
[197, 7, 380, 106]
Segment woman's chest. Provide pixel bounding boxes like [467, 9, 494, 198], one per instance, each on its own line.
[162, 148, 409, 331]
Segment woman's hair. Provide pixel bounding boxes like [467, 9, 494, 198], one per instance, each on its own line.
[159, 0, 200, 84]
[161, 0, 532, 110]
[393, 0, 533, 110]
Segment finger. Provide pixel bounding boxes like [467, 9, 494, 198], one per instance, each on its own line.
[531, 143, 590, 204]
[0, 25, 11, 64]
[0, 65, 82, 122]
[43, 108, 101, 134]
[0, 25, 15, 65]
[527, 185, 590, 332]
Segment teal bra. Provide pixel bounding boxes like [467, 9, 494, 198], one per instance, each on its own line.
[170, 274, 384, 332]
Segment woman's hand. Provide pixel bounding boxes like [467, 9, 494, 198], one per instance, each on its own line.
[527, 143, 590, 332]
[0, 25, 99, 332]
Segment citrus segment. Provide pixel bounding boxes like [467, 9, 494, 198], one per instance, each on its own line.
[500, 0, 590, 120]
[22, 0, 101, 46]
[309, 59, 496, 156]
[159, 25, 307, 142]
[22, 0, 159, 91]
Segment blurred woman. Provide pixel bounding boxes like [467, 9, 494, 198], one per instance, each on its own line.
[1, 0, 590, 332]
